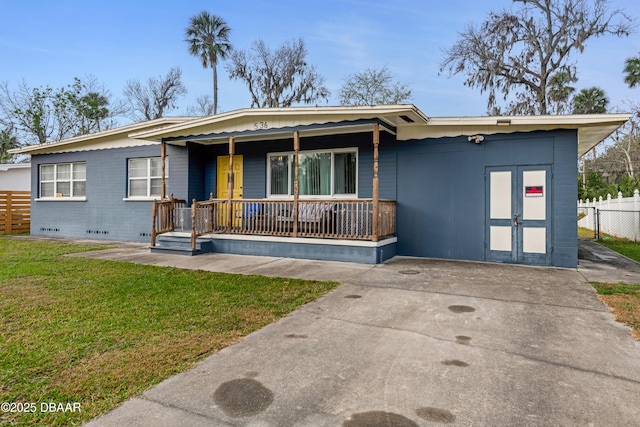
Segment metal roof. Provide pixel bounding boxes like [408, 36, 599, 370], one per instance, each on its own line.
[9, 117, 195, 155]
[9, 105, 631, 158]
[161, 119, 397, 146]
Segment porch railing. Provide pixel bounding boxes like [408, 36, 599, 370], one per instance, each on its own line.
[151, 198, 396, 250]
[150, 195, 185, 246]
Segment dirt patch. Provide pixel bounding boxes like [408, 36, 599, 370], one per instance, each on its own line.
[598, 294, 640, 341]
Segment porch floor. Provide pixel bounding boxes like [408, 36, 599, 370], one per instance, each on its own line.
[151, 232, 397, 264]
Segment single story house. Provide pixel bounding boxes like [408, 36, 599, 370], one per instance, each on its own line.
[11, 105, 630, 267]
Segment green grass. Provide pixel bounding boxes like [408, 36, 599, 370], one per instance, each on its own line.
[597, 239, 640, 263]
[578, 226, 640, 263]
[592, 282, 640, 296]
[578, 226, 597, 239]
[0, 238, 338, 426]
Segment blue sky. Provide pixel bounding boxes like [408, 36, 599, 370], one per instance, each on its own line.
[1, 0, 639, 121]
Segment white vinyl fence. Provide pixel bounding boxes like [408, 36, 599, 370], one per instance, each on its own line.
[578, 190, 640, 241]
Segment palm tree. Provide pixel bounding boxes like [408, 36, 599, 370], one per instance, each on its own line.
[572, 87, 609, 114]
[624, 55, 640, 88]
[547, 71, 576, 115]
[185, 11, 232, 115]
[572, 86, 609, 184]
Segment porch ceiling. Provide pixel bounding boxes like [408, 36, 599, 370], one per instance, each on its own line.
[161, 119, 397, 146]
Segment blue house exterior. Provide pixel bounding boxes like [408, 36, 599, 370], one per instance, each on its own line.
[14, 105, 630, 268]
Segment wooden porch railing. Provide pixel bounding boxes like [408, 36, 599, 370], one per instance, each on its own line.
[150, 195, 185, 246]
[152, 198, 396, 251]
[378, 200, 396, 240]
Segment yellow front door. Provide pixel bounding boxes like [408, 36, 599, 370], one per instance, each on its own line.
[216, 155, 243, 228]
[217, 155, 243, 199]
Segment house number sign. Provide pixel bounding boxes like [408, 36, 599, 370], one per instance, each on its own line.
[254, 121, 268, 130]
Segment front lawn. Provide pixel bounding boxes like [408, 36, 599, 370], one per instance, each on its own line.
[0, 238, 338, 426]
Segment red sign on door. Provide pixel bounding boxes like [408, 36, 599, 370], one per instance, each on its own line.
[525, 186, 543, 197]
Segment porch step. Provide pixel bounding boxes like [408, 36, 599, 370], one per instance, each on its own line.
[150, 235, 213, 256]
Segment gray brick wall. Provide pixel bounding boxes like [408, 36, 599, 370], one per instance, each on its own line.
[28, 128, 578, 267]
[552, 130, 579, 268]
[31, 145, 189, 243]
[395, 130, 578, 268]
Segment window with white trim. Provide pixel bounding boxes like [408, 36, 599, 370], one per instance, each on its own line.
[267, 148, 357, 197]
[128, 157, 167, 198]
[39, 162, 86, 198]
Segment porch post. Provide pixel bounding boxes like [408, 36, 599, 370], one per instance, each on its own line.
[372, 123, 379, 242]
[151, 199, 157, 246]
[161, 142, 167, 199]
[292, 131, 300, 237]
[169, 193, 175, 230]
[227, 137, 235, 233]
[191, 198, 197, 250]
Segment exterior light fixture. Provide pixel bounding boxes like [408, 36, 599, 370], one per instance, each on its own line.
[468, 135, 484, 144]
[497, 119, 511, 126]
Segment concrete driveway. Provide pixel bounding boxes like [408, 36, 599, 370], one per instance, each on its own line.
[79, 248, 640, 426]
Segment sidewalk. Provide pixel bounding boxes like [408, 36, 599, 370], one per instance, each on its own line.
[68, 244, 376, 282]
[577, 237, 640, 283]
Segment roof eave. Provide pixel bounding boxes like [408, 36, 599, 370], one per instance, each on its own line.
[131, 104, 429, 141]
[9, 117, 196, 155]
[423, 113, 631, 157]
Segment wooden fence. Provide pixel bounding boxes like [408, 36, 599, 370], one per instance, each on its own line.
[0, 191, 31, 234]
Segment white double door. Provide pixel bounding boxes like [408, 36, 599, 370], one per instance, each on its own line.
[486, 165, 551, 265]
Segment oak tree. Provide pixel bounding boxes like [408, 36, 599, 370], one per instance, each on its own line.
[123, 67, 187, 121]
[441, 0, 633, 115]
[226, 38, 329, 108]
[339, 66, 411, 106]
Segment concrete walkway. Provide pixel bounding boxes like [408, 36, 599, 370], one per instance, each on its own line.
[72, 242, 640, 426]
[578, 237, 640, 284]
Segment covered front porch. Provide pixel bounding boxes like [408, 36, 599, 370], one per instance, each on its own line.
[148, 120, 399, 263]
[150, 197, 397, 263]
[154, 197, 395, 240]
